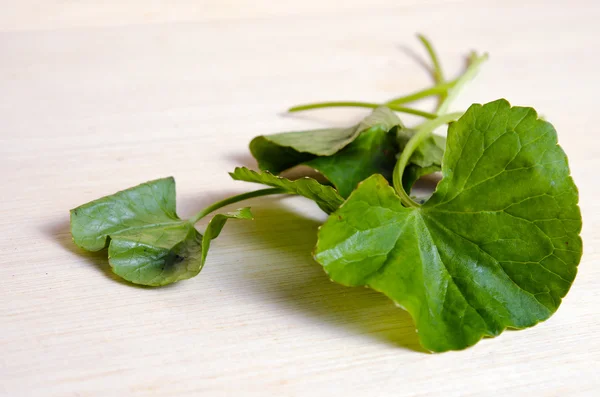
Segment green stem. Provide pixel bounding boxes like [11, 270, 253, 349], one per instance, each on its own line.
[437, 52, 489, 115]
[418, 34, 445, 85]
[385, 79, 457, 106]
[288, 101, 438, 119]
[417, 34, 448, 108]
[393, 112, 463, 207]
[189, 188, 287, 224]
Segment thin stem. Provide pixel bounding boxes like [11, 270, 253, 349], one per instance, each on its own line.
[288, 101, 438, 119]
[437, 52, 489, 115]
[385, 79, 457, 106]
[393, 112, 463, 207]
[288, 101, 378, 112]
[189, 188, 286, 224]
[418, 34, 449, 109]
[418, 34, 445, 85]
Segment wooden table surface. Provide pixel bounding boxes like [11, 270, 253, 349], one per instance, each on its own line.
[2, 1, 599, 396]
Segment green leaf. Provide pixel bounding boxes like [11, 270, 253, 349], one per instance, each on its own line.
[314, 100, 582, 352]
[249, 136, 315, 175]
[252, 106, 402, 161]
[304, 124, 399, 198]
[70, 178, 252, 286]
[229, 167, 344, 214]
[250, 107, 403, 197]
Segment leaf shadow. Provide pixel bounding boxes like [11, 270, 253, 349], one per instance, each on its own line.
[43, 218, 141, 287]
[396, 44, 433, 80]
[225, 152, 258, 170]
[411, 171, 443, 201]
[224, 197, 426, 352]
[44, 193, 425, 352]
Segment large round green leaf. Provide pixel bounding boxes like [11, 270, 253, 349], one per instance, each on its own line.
[314, 99, 582, 351]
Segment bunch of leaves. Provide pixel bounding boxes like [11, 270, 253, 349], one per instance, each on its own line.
[70, 35, 582, 352]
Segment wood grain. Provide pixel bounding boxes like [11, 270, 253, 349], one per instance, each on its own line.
[1, 1, 599, 396]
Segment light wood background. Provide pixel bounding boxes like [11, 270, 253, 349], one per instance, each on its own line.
[2, 1, 599, 396]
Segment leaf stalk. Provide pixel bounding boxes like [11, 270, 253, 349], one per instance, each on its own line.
[189, 187, 287, 224]
[392, 112, 463, 207]
[288, 102, 438, 119]
[436, 52, 489, 115]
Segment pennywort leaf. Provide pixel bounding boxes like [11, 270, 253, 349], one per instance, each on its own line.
[250, 106, 402, 171]
[303, 122, 399, 198]
[251, 107, 406, 197]
[314, 99, 582, 352]
[70, 178, 252, 286]
[230, 167, 344, 214]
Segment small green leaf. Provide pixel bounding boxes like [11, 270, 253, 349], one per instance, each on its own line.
[314, 100, 582, 352]
[70, 178, 251, 286]
[230, 167, 344, 214]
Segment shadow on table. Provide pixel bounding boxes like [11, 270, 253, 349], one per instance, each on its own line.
[44, 193, 425, 352]
[44, 218, 137, 286]
[223, 196, 426, 353]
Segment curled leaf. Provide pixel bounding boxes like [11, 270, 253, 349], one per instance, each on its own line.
[70, 178, 251, 286]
